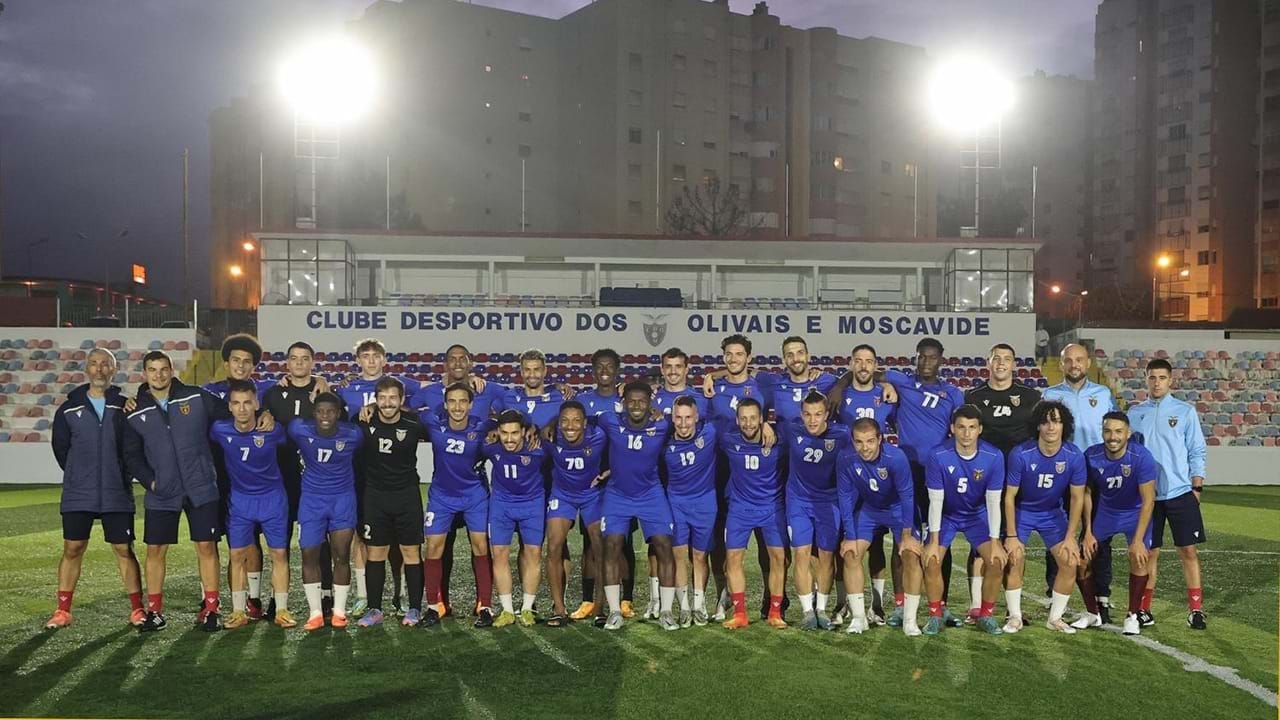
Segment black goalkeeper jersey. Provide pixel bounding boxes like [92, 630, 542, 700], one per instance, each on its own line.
[263, 378, 319, 424]
[965, 381, 1043, 457]
[357, 411, 428, 493]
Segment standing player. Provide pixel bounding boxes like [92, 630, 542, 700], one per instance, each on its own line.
[498, 349, 569, 428]
[420, 383, 498, 628]
[653, 348, 708, 417]
[597, 382, 679, 631]
[781, 392, 851, 630]
[544, 401, 608, 627]
[1079, 412, 1157, 635]
[1127, 359, 1208, 630]
[354, 378, 428, 628]
[719, 398, 789, 629]
[210, 381, 293, 629]
[288, 393, 364, 630]
[124, 351, 234, 633]
[1043, 343, 1119, 620]
[47, 348, 144, 629]
[1001, 401, 1087, 634]
[662, 396, 719, 627]
[483, 410, 549, 628]
[837, 418, 923, 636]
[408, 344, 506, 417]
[965, 343, 1041, 624]
[921, 406, 1007, 636]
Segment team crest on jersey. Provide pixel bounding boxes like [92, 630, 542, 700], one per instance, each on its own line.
[743, 387, 752, 396]
[1121, 464, 1131, 477]
[253, 435, 265, 448]
[396, 429, 407, 442]
[695, 436, 705, 449]
[1010, 395, 1021, 407]
[973, 469, 983, 482]
[521, 456, 531, 466]
[1055, 461, 1066, 473]
[873, 396, 881, 407]
[467, 432, 477, 441]
[1089, 397, 1098, 407]
[335, 441, 346, 452]
[75, 410, 82, 418]
[877, 467, 888, 480]
[646, 427, 656, 437]
[642, 313, 669, 348]
[1168, 417, 1179, 428]
[584, 447, 593, 456]
[179, 403, 190, 415]
[762, 447, 771, 457]
[825, 439, 836, 452]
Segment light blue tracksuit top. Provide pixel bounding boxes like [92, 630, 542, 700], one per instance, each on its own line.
[1042, 380, 1117, 450]
[1126, 394, 1207, 501]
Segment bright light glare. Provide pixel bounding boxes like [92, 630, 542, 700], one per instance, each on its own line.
[242, 241, 256, 252]
[1156, 254, 1171, 268]
[927, 56, 1014, 133]
[229, 265, 243, 278]
[279, 35, 377, 124]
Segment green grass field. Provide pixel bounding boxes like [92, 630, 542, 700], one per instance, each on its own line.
[0, 484, 1275, 720]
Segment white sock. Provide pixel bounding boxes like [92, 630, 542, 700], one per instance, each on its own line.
[500, 593, 514, 613]
[605, 585, 621, 613]
[649, 577, 660, 604]
[848, 592, 865, 619]
[969, 576, 983, 610]
[816, 593, 829, 613]
[904, 594, 921, 626]
[232, 590, 247, 612]
[304, 582, 323, 619]
[871, 578, 886, 604]
[799, 592, 814, 613]
[522, 593, 536, 613]
[677, 586, 690, 611]
[354, 568, 367, 599]
[1049, 591, 1072, 622]
[693, 588, 706, 611]
[246, 572, 262, 600]
[659, 586, 675, 613]
[274, 592, 289, 613]
[332, 584, 349, 618]
[1006, 588, 1023, 619]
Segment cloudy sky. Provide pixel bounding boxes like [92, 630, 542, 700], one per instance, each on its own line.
[0, 0, 1096, 304]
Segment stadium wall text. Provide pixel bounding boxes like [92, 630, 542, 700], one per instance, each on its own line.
[258, 306, 1035, 358]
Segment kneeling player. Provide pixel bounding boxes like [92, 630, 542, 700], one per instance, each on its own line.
[212, 381, 293, 629]
[837, 419, 923, 636]
[289, 394, 364, 630]
[1002, 401, 1086, 634]
[922, 406, 1007, 636]
[545, 401, 608, 627]
[1080, 412, 1157, 635]
[484, 411, 549, 628]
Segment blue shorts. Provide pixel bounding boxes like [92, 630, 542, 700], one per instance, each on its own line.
[227, 490, 290, 550]
[489, 495, 545, 547]
[786, 494, 841, 552]
[547, 487, 603, 528]
[937, 512, 992, 550]
[851, 506, 918, 543]
[1093, 507, 1152, 549]
[669, 491, 718, 553]
[1015, 508, 1069, 548]
[725, 501, 787, 550]
[601, 486, 674, 541]
[425, 489, 488, 536]
[298, 491, 357, 548]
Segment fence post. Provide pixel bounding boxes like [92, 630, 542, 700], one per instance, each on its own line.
[56, 297, 61, 327]
[125, 298, 130, 328]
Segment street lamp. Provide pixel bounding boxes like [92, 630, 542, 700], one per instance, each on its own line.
[229, 265, 244, 278]
[1153, 253, 1171, 322]
[76, 229, 129, 314]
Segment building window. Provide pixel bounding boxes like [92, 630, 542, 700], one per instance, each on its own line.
[628, 90, 643, 107]
[812, 115, 832, 131]
[1198, 223, 1211, 233]
[672, 164, 687, 182]
[518, 145, 532, 158]
[672, 128, 687, 145]
[1168, 123, 1187, 140]
[672, 54, 686, 71]
[1197, 250, 1217, 265]
[673, 92, 687, 108]
[518, 111, 532, 122]
[1198, 152, 1211, 168]
[1262, 297, 1279, 308]
[754, 35, 778, 50]
[905, 162, 917, 177]
[703, 139, 717, 150]
[1197, 185, 1211, 200]
[1168, 187, 1185, 203]
[628, 52, 642, 71]
[628, 200, 642, 216]
[628, 163, 642, 179]
[704, 25, 717, 41]
[730, 35, 748, 51]
[629, 127, 642, 144]
[881, 160, 892, 174]
[1168, 154, 1186, 169]
[702, 168, 717, 184]
[815, 183, 835, 200]
[704, 59, 718, 77]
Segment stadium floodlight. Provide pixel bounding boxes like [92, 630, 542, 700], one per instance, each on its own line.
[278, 35, 377, 125]
[1156, 254, 1172, 269]
[926, 55, 1014, 135]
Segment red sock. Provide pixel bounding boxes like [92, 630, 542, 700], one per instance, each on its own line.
[768, 594, 783, 617]
[1141, 588, 1154, 612]
[894, 592, 905, 607]
[56, 591, 73, 612]
[148, 593, 164, 613]
[731, 592, 746, 617]
[128, 592, 144, 612]
[979, 601, 995, 618]
[203, 590, 220, 613]
[472, 556, 493, 608]
[424, 558, 443, 606]
[1077, 575, 1100, 614]
[1127, 574, 1146, 614]
[1187, 587, 1203, 612]
[928, 600, 943, 617]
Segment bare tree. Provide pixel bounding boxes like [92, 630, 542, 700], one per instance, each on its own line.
[664, 176, 760, 236]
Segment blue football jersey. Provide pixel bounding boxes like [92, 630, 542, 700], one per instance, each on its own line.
[287, 418, 364, 494]
[209, 421, 286, 495]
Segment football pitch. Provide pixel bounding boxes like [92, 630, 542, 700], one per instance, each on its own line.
[0, 485, 1275, 720]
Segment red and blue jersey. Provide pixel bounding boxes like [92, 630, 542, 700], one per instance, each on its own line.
[838, 386, 896, 433]
[885, 370, 966, 465]
[925, 441, 1005, 519]
[287, 418, 364, 494]
[483, 442, 549, 503]
[837, 442, 914, 529]
[662, 422, 719, 500]
[209, 421, 286, 495]
[1006, 440, 1087, 513]
[550, 426, 608, 497]
[719, 427, 785, 507]
[779, 419, 851, 503]
[422, 415, 493, 498]
[596, 411, 670, 498]
[757, 371, 839, 423]
[1084, 442, 1159, 514]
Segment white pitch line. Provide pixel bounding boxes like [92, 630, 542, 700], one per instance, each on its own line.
[520, 628, 581, 671]
[458, 678, 497, 720]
